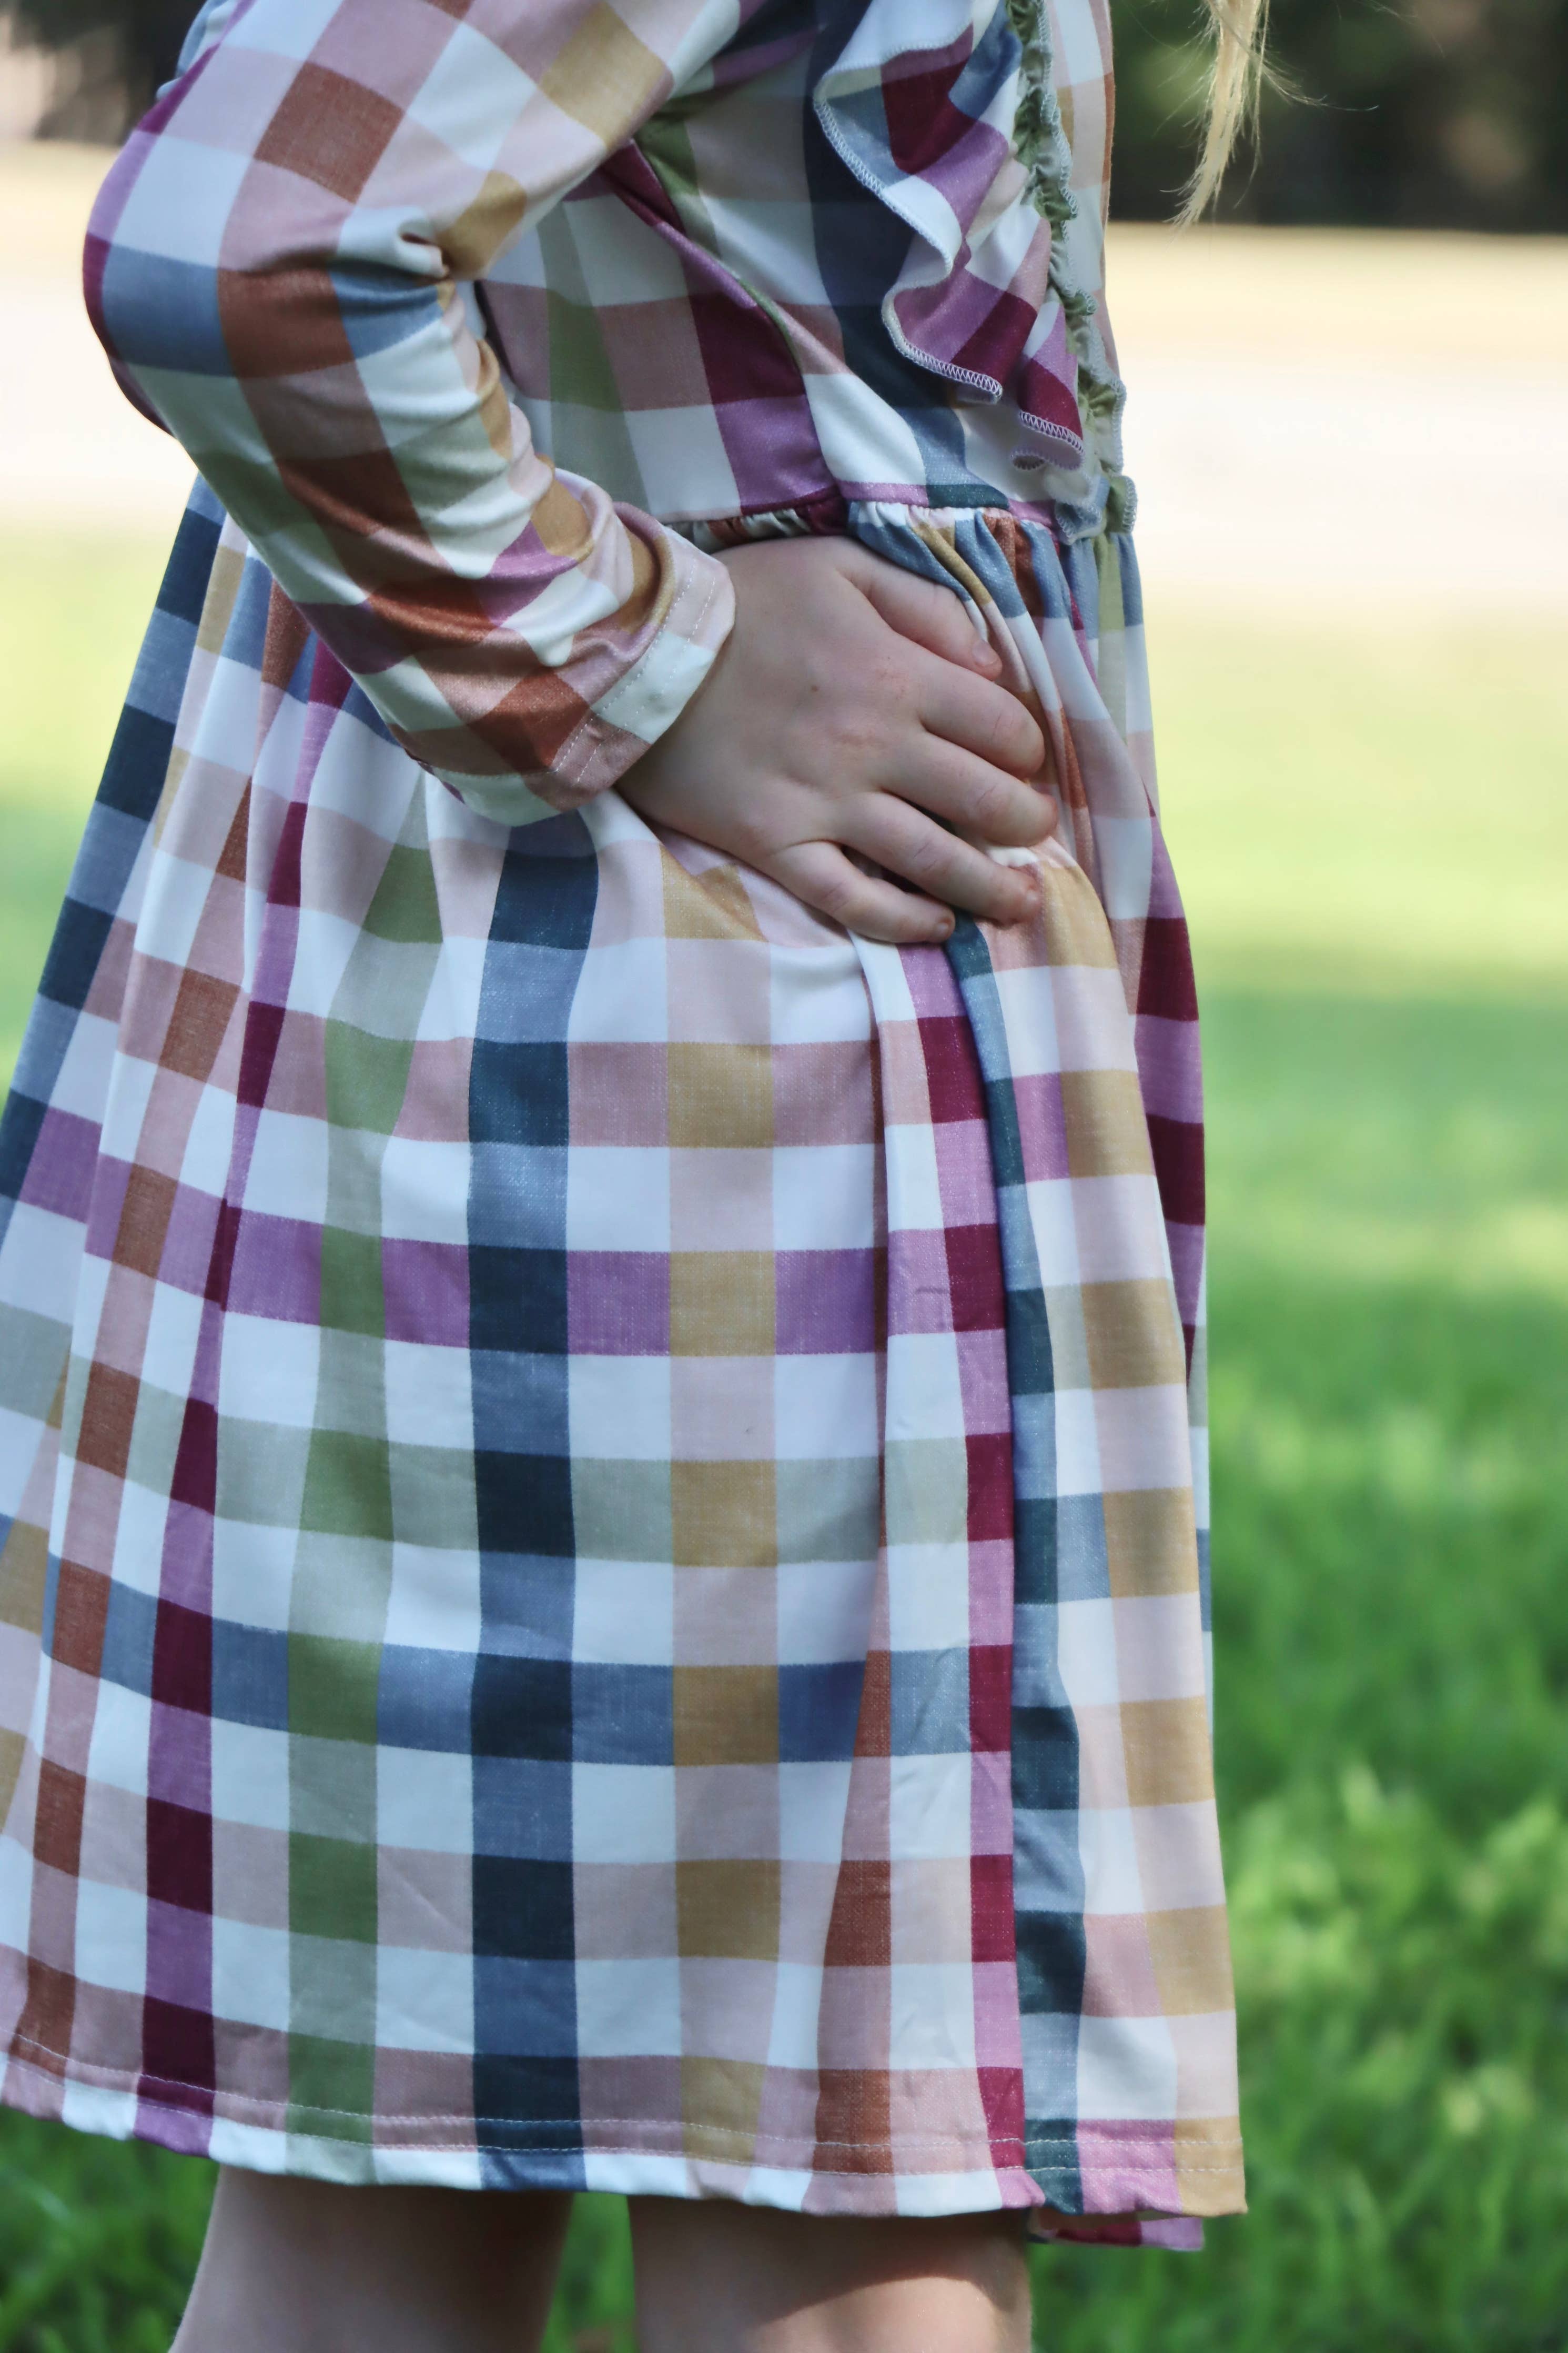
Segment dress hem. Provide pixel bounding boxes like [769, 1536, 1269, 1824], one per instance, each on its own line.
[0, 2049, 1246, 2224]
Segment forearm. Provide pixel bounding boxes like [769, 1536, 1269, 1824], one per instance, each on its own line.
[84, 0, 736, 826]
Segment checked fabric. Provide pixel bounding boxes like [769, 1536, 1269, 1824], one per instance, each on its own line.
[0, 0, 1242, 2243]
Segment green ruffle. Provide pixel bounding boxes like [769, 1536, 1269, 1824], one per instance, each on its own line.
[1004, 0, 1129, 488]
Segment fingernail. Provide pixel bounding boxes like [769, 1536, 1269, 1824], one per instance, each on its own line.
[935, 913, 955, 940]
[973, 641, 1001, 669]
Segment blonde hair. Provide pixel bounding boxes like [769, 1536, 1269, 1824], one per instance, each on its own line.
[1183, 0, 1271, 221]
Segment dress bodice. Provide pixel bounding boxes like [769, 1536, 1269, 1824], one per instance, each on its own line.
[472, 0, 1132, 539]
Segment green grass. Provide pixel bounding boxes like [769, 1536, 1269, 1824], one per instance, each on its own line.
[1152, 614, 1568, 1007]
[0, 533, 174, 1079]
[0, 537, 1565, 2349]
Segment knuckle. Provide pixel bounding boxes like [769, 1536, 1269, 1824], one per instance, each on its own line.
[997, 711, 1033, 767]
[729, 817, 773, 866]
[901, 830, 952, 888]
[842, 681, 908, 758]
[866, 647, 912, 705]
[964, 773, 1010, 833]
[833, 709, 881, 766]
[811, 871, 860, 924]
[980, 699, 1038, 772]
[973, 708, 1010, 766]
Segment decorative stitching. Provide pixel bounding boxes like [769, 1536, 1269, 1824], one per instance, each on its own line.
[553, 544, 726, 792]
[3, 2047, 1242, 2168]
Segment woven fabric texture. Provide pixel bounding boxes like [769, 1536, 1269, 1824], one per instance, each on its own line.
[0, 0, 1241, 2243]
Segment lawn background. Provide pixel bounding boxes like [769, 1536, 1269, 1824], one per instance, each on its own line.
[0, 517, 1565, 2352]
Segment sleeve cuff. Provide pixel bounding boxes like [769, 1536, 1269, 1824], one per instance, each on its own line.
[550, 524, 735, 800]
[418, 522, 734, 831]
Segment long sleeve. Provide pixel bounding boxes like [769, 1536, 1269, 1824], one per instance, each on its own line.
[84, 0, 740, 827]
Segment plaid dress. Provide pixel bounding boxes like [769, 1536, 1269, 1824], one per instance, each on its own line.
[0, 0, 1243, 2242]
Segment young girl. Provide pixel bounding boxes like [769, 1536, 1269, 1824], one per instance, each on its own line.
[0, 0, 1252, 2342]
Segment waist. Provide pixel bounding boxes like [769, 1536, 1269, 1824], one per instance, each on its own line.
[684, 483, 1128, 549]
[684, 496, 1138, 638]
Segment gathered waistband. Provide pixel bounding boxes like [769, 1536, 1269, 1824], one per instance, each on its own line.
[680, 464, 1136, 566]
[684, 497, 1141, 659]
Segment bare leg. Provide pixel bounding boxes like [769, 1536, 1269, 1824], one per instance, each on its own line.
[630, 2198, 1033, 2353]
[171, 2170, 573, 2353]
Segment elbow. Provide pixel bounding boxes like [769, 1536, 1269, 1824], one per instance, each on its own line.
[87, 203, 419, 444]
[84, 158, 240, 402]
[83, 146, 319, 410]
[83, 112, 439, 448]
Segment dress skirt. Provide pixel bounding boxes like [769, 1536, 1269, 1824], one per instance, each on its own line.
[0, 484, 1242, 2241]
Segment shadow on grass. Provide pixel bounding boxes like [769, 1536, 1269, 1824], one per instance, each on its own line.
[1036, 1260, 1568, 2353]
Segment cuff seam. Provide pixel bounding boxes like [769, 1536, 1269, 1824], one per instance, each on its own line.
[551, 536, 729, 796]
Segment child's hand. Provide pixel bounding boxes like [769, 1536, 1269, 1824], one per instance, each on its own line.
[619, 537, 1053, 944]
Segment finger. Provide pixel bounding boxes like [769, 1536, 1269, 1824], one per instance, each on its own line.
[847, 800, 1043, 928]
[763, 841, 956, 947]
[887, 738, 1058, 848]
[915, 664, 1047, 779]
[843, 549, 1002, 676]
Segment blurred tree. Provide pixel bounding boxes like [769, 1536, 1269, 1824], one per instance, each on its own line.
[1111, 0, 1568, 228]
[9, 0, 189, 125]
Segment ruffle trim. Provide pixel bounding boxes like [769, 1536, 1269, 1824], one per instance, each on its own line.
[813, 0, 1131, 522]
[1003, 0, 1128, 484]
[170, 0, 242, 83]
